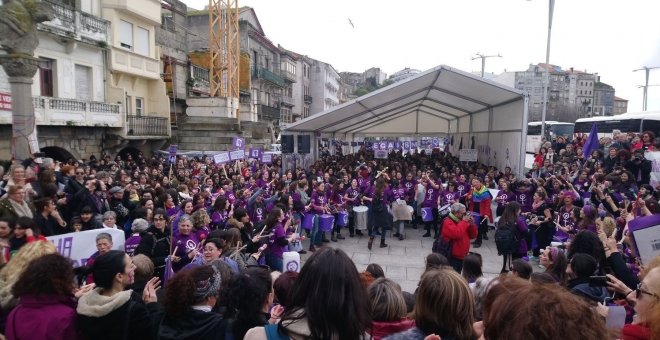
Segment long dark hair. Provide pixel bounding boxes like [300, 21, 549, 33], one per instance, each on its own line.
[278, 247, 371, 339]
[91, 250, 127, 290]
[264, 207, 283, 232]
[224, 267, 272, 339]
[498, 201, 520, 228]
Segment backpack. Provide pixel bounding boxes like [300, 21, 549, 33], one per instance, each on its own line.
[372, 194, 383, 213]
[494, 224, 518, 255]
[432, 236, 453, 258]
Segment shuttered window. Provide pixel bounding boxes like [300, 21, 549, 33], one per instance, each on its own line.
[75, 65, 92, 100]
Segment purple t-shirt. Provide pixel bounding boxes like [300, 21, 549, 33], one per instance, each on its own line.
[310, 191, 327, 214]
[345, 187, 361, 207]
[269, 223, 287, 258]
[124, 234, 141, 256]
[514, 188, 534, 213]
[391, 187, 406, 201]
[402, 179, 418, 199]
[455, 181, 469, 197]
[422, 184, 439, 208]
[555, 206, 576, 242]
[495, 190, 514, 208]
[441, 190, 460, 206]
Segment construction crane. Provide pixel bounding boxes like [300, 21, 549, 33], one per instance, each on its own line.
[208, 0, 239, 101]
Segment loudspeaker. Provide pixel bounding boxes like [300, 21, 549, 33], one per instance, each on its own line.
[297, 135, 310, 154]
[281, 135, 294, 154]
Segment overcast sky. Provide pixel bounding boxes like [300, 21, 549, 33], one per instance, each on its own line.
[182, 0, 660, 112]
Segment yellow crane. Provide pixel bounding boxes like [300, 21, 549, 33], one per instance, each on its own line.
[208, 0, 239, 101]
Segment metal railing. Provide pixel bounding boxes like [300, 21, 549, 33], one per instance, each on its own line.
[280, 96, 294, 106]
[304, 95, 313, 104]
[126, 115, 169, 137]
[280, 69, 296, 82]
[256, 104, 280, 120]
[256, 67, 285, 87]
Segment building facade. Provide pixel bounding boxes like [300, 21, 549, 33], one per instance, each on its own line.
[613, 96, 629, 115]
[101, 0, 171, 141]
[389, 67, 421, 83]
[593, 82, 615, 116]
[364, 67, 387, 85]
[0, 0, 122, 160]
[309, 59, 340, 114]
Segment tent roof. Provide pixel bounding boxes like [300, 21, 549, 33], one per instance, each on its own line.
[284, 65, 525, 136]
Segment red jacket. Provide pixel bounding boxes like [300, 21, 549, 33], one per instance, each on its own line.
[441, 216, 478, 260]
[370, 318, 415, 340]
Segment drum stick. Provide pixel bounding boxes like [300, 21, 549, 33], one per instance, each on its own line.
[170, 246, 178, 256]
[375, 167, 389, 179]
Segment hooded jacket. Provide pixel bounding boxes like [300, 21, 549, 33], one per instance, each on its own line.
[567, 278, 610, 303]
[6, 294, 81, 340]
[154, 308, 229, 340]
[76, 288, 155, 340]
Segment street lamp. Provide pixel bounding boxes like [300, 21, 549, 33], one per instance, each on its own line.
[529, 0, 555, 139]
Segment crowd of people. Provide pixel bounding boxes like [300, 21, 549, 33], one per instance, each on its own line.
[0, 127, 657, 339]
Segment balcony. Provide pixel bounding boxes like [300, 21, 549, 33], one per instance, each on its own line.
[102, 0, 161, 24]
[126, 115, 170, 137]
[256, 104, 280, 121]
[110, 47, 161, 79]
[255, 67, 285, 87]
[304, 95, 313, 104]
[280, 96, 294, 107]
[39, 0, 109, 45]
[189, 64, 210, 95]
[0, 95, 122, 127]
[280, 69, 296, 83]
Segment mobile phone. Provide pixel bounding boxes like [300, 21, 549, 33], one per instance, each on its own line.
[588, 276, 608, 287]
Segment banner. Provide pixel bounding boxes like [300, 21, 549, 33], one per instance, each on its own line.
[403, 141, 411, 150]
[213, 152, 230, 164]
[248, 148, 262, 159]
[229, 149, 245, 161]
[168, 144, 178, 164]
[459, 149, 478, 162]
[232, 137, 245, 150]
[374, 150, 388, 159]
[647, 151, 660, 188]
[411, 141, 418, 149]
[431, 137, 440, 148]
[47, 228, 126, 267]
[261, 153, 273, 164]
[628, 214, 660, 265]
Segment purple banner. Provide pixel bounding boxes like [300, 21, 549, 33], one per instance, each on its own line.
[403, 141, 411, 150]
[394, 142, 401, 149]
[411, 141, 418, 149]
[431, 137, 440, 148]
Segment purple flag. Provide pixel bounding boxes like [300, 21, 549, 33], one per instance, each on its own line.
[582, 123, 599, 158]
[162, 255, 174, 287]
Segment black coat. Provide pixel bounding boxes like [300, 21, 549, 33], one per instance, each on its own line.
[77, 296, 155, 340]
[134, 226, 171, 280]
[625, 159, 652, 185]
[151, 307, 228, 340]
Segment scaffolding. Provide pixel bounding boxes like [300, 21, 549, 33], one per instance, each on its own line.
[208, 0, 239, 99]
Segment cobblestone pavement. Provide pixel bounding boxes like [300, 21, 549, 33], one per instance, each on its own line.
[299, 224, 507, 294]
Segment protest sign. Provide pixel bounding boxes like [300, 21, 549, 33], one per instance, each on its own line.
[459, 149, 478, 162]
[232, 137, 245, 150]
[249, 148, 262, 159]
[647, 151, 660, 188]
[261, 153, 273, 164]
[213, 152, 230, 164]
[47, 228, 126, 267]
[229, 149, 245, 161]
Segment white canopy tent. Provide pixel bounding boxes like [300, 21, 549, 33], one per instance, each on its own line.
[283, 65, 529, 174]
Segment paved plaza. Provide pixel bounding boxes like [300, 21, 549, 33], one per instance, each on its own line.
[300, 226, 505, 294]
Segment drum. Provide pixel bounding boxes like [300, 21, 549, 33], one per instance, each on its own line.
[421, 207, 434, 222]
[471, 212, 481, 225]
[353, 206, 369, 230]
[392, 201, 412, 221]
[283, 251, 301, 273]
[336, 211, 348, 227]
[407, 205, 414, 214]
[319, 214, 335, 232]
[301, 214, 315, 231]
[438, 204, 451, 217]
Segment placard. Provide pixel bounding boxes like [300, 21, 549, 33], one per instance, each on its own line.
[229, 149, 245, 161]
[261, 153, 273, 164]
[374, 150, 388, 159]
[411, 141, 418, 149]
[0, 92, 11, 111]
[402, 141, 410, 150]
[431, 137, 440, 148]
[47, 228, 126, 267]
[647, 151, 660, 188]
[232, 137, 245, 150]
[168, 144, 178, 163]
[628, 214, 660, 265]
[249, 148, 262, 159]
[459, 149, 478, 162]
[213, 152, 230, 164]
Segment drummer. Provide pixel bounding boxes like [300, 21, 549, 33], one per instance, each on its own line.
[468, 177, 494, 248]
[329, 181, 346, 242]
[344, 178, 364, 236]
[390, 179, 412, 241]
[420, 172, 441, 238]
[309, 182, 328, 252]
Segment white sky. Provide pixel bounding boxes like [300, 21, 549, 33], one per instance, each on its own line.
[182, 0, 660, 112]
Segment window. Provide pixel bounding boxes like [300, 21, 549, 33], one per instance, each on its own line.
[135, 97, 144, 116]
[39, 59, 54, 97]
[75, 64, 92, 101]
[119, 20, 133, 49]
[135, 27, 149, 56]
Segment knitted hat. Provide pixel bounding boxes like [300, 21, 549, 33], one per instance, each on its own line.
[194, 267, 222, 300]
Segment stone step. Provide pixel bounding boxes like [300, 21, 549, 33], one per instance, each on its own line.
[182, 116, 239, 125]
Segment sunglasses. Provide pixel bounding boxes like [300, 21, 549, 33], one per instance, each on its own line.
[636, 283, 660, 300]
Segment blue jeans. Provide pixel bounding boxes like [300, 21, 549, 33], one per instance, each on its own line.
[266, 254, 283, 272]
[310, 214, 322, 246]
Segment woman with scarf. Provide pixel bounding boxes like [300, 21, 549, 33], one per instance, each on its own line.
[469, 178, 493, 249]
